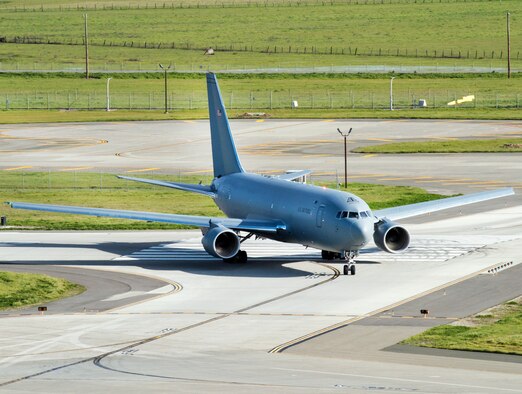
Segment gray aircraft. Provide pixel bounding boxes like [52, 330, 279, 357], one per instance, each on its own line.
[8, 73, 514, 275]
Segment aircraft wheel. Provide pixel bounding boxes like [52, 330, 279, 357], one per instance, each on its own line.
[343, 265, 349, 275]
[321, 250, 334, 260]
[350, 265, 356, 276]
[238, 250, 248, 263]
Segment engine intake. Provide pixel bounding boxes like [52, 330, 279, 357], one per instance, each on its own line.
[373, 219, 410, 253]
[202, 225, 240, 259]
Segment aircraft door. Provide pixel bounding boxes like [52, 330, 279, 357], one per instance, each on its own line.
[316, 205, 325, 228]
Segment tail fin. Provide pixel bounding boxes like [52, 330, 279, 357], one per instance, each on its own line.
[207, 73, 244, 178]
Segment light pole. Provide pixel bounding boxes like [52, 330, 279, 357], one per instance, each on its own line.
[390, 76, 395, 111]
[159, 63, 172, 113]
[507, 12, 511, 79]
[84, 13, 89, 80]
[106, 77, 112, 111]
[337, 127, 352, 189]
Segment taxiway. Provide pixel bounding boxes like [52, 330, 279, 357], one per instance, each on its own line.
[0, 119, 521, 392]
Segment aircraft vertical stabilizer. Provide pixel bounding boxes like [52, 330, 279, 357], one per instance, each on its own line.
[207, 73, 244, 178]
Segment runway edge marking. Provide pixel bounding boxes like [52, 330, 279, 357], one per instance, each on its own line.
[268, 259, 512, 354]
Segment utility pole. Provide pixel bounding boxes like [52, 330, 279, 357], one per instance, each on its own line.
[106, 77, 112, 111]
[337, 128, 352, 189]
[507, 12, 512, 79]
[84, 13, 89, 79]
[159, 64, 172, 113]
[390, 76, 395, 110]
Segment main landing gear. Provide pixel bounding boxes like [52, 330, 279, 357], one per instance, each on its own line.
[224, 250, 248, 264]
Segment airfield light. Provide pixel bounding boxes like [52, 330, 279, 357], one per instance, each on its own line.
[337, 128, 352, 189]
[159, 64, 172, 113]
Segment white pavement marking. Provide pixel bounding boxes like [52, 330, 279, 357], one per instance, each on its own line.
[114, 236, 490, 263]
[102, 284, 175, 302]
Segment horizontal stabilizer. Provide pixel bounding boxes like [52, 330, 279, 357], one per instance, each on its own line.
[374, 187, 515, 221]
[118, 176, 216, 197]
[7, 202, 286, 233]
[277, 170, 312, 182]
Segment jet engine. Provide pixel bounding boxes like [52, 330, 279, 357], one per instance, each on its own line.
[373, 219, 410, 253]
[202, 225, 240, 259]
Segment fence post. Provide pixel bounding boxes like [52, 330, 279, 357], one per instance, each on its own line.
[270, 90, 273, 110]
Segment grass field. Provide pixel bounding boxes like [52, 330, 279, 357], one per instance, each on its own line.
[403, 297, 522, 356]
[0, 172, 445, 230]
[4, 108, 522, 124]
[353, 138, 522, 153]
[1, 73, 521, 112]
[0, 271, 85, 310]
[1, 1, 521, 69]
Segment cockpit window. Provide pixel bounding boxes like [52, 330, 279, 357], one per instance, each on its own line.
[348, 212, 359, 219]
[341, 211, 348, 218]
[360, 211, 368, 218]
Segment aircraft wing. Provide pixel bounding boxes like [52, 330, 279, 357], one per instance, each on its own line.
[373, 187, 514, 221]
[117, 176, 216, 198]
[6, 202, 286, 233]
[276, 170, 312, 181]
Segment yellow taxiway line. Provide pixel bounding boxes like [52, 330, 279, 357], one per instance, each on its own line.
[126, 167, 161, 173]
[3, 166, 33, 171]
[60, 166, 93, 172]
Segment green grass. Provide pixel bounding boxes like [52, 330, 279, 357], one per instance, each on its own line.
[353, 138, 522, 153]
[1, 1, 522, 68]
[2, 2, 520, 54]
[0, 271, 85, 310]
[1, 73, 521, 112]
[4, 108, 522, 124]
[1, 172, 445, 230]
[402, 298, 522, 356]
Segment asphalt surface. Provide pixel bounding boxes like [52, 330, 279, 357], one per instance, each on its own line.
[287, 263, 522, 366]
[0, 119, 521, 393]
[0, 264, 173, 315]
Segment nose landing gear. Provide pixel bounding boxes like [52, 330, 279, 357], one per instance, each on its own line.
[343, 251, 358, 276]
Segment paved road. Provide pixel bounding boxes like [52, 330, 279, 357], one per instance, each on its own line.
[1, 119, 521, 196]
[0, 119, 521, 392]
[288, 263, 522, 368]
[0, 264, 175, 315]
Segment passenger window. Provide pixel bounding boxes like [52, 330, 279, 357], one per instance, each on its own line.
[348, 212, 359, 219]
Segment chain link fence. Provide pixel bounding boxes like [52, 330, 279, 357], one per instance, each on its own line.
[2, 90, 521, 110]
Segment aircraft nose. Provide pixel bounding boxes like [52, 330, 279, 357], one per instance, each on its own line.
[350, 219, 373, 247]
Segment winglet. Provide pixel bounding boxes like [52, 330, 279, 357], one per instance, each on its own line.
[207, 73, 244, 178]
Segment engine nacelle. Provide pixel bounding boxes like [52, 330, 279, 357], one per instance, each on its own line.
[201, 225, 240, 259]
[373, 219, 410, 254]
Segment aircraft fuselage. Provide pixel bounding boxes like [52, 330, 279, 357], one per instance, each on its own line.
[213, 172, 375, 253]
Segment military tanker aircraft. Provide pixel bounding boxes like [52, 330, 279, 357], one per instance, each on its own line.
[8, 73, 514, 275]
